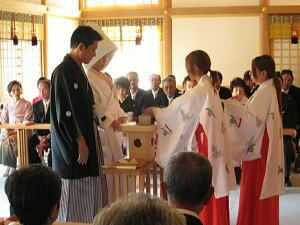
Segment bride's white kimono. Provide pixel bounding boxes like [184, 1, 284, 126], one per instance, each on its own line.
[86, 26, 127, 204]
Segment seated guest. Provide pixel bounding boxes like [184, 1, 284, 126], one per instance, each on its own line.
[32, 77, 47, 104]
[278, 75, 298, 186]
[144, 74, 168, 108]
[162, 152, 213, 225]
[127, 72, 146, 117]
[0, 81, 37, 176]
[93, 193, 185, 225]
[115, 76, 134, 113]
[243, 70, 257, 97]
[28, 79, 51, 167]
[5, 165, 61, 225]
[182, 75, 197, 94]
[166, 74, 181, 96]
[230, 77, 248, 105]
[163, 76, 181, 105]
[210, 70, 232, 99]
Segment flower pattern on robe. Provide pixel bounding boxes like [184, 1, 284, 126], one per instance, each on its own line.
[206, 107, 216, 118]
[246, 136, 256, 154]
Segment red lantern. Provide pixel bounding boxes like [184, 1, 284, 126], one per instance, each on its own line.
[291, 30, 298, 44]
[31, 15, 38, 46]
[11, 14, 18, 45]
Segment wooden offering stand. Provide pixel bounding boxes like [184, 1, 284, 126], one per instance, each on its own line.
[102, 122, 163, 201]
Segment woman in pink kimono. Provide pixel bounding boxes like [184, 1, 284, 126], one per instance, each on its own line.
[0, 80, 32, 174]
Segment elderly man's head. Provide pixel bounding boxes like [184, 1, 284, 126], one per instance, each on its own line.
[150, 74, 161, 91]
[163, 152, 213, 212]
[163, 76, 177, 98]
[127, 72, 139, 92]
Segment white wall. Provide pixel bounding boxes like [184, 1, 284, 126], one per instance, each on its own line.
[172, 0, 259, 8]
[47, 16, 78, 76]
[172, 16, 260, 86]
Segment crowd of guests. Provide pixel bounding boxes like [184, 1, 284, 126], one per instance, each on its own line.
[0, 78, 51, 176]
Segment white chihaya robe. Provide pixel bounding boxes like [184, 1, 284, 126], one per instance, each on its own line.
[244, 79, 284, 199]
[154, 75, 235, 198]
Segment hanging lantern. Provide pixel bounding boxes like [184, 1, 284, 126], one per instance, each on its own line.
[291, 17, 298, 44]
[291, 30, 298, 44]
[135, 25, 142, 45]
[11, 14, 18, 45]
[31, 15, 38, 46]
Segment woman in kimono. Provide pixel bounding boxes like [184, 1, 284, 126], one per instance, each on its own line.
[148, 50, 234, 225]
[86, 27, 127, 204]
[236, 55, 284, 225]
[0, 80, 33, 175]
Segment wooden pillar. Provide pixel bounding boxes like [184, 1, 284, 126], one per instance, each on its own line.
[162, 0, 172, 77]
[16, 129, 29, 168]
[43, 14, 48, 77]
[260, 0, 270, 54]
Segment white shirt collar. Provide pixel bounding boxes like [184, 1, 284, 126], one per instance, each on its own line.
[152, 88, 159, 98]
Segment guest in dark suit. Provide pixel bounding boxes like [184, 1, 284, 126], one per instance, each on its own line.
[115, 76, 134, 113]
[29, 79, 51, 166]
[210, 70, 232, 99]
[144, 74, 168, 108]
[162, 152, 213, 225]
[162, 76, 181, 105]
[281, 70, 300, 123]
[127, 72, 146, 117]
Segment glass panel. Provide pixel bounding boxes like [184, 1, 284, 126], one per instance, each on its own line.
[0, 40, 42, 101]
[104, 25, 161, 90]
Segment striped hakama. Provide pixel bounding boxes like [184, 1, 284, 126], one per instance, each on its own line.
[58, 122, 108, 223]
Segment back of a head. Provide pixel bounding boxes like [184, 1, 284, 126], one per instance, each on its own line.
[71, 25, 102, 48]
[93, 193, 185, 225]
[5, 165, 62, 225]
[115, 76, 130, 91]
[164, 152, 212, 208]
[243, 70, 251, 81]
[186, 50, 211, 75]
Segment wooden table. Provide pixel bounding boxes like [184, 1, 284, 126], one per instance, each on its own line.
[102, 161, 163, 201]
[0, 123, 50, 168]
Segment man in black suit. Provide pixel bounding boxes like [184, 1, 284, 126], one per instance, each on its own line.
[162, 152, 213, 225]
[162, 76, 181, 105]
[281, 70, 300, 121]
[29, 79, 51, 166]
[127, 72, 147, 117]
[144, 74, 168, 108]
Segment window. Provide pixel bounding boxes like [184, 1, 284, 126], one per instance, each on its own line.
[0, 40, 42, 101]
[270, 15, 300, 84]
[86, 18, 162, 90]
[86, 0, 159, 7]
[0, 12, 43, 102]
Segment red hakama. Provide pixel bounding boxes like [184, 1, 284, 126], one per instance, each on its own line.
[236, 129, 279, 225]
[195, 124, 230, 225]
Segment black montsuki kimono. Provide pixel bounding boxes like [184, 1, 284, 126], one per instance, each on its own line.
[50, 55, 100, 179]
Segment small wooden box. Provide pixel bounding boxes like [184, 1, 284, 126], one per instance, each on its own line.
[121, 122, 156, 163]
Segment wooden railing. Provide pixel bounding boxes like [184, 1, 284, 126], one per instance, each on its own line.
[0, 123, 50, 167]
